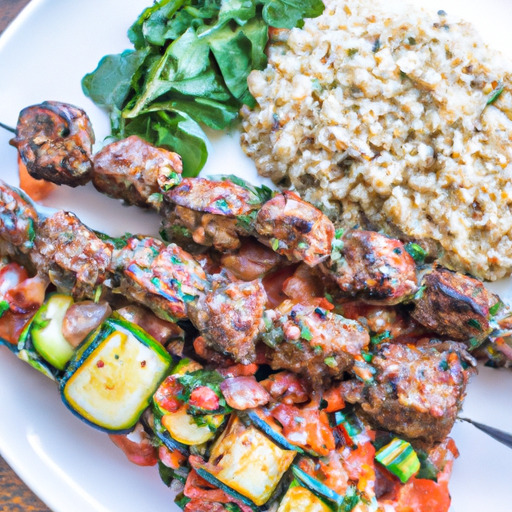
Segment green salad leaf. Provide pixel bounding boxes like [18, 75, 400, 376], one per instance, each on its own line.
[82, 0, 325, 177]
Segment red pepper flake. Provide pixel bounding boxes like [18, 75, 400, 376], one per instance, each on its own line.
[96, 360, 104, 368]
[141, 360, 147, 368]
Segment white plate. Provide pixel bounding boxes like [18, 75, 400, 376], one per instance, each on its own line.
[0, 1, 512, 511]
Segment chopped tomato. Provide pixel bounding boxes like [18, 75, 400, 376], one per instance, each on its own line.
[395, 477, 451, 512]
[184, 465, 253, 512]
[322, 384, 346, 413]
[218, 362, 259, 378]
[18, 154, 56, 201]
[189, 386, 220, 411]
[0, 263, 28, 298]
[270, 402, 335, 456]
[158, 445, 186, 470]
[154, 375, 184, 413]
[109, 428, 158, 467]
[6, 275, 47, 313]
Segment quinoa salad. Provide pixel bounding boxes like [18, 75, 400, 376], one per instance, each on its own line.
[241, 0, 512, 281]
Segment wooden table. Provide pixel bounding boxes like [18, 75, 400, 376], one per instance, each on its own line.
[0, 5, 52, 512]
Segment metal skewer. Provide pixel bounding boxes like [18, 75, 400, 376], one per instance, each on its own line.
[0, 121, 15, 133]
[458, 417, 512, 449]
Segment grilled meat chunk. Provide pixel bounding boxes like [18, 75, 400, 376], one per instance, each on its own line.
[255, 191, 335, 266]
[0, 180, 38, 256]
[93, 136, 182, 209]
[412, 267, 499, 347]
[112, 237, 208, 322]
[220, 239, 285, 281]
[264, 301, 369, 388]
[32, 211, 112, 298]
[322, 230, 417, 304]
[188, 276, 267, 364]
[359, 341, 475, 444]
[161, 178, 258, 251]
[10, 101, 94, 186]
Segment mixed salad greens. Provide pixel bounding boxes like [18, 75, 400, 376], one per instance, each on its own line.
[82, 0, 325, 176]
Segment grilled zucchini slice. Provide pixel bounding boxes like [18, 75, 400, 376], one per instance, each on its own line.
[61, 315, 172, 432]
[277, 482, 333, 512]
[31, 294, 74, 370]
[200, 415, 296, 506]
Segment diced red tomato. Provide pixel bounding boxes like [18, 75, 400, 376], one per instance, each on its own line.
[189, 386, 220, 411]
[184, 466, 254, 512]
[0, 263, 28, 298]
[322, 384, 346, 413]
[154, 376, 184, 413]
[109, 428, 158, 467]
[218, 362, 259, 378]
[158, 445, 186, 470]
[6, 274, 47, 313]
[270, 402, 335, 456]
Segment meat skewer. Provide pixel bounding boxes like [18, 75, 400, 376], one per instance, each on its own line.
[6, 103, 509, 357]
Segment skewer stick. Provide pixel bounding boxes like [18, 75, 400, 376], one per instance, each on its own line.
[0, 121, 15, 134]
[458, 417, 512, 449]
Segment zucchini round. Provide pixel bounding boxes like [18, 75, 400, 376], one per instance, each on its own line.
[60, 315, 172, 432]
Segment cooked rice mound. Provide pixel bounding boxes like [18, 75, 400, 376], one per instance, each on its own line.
[241, 0, 512, 281]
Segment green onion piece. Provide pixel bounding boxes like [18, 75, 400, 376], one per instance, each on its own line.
[489, 301, 503, 317]
[487, 83, 504, 105]
[375, 438, 420, 483]
[0, 300, 10, 318]
[404, 242, 427, 264]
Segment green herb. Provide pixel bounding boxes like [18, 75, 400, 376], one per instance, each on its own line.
[487, 83, 504, 105]
[297, 241, 309, 249]
[178, 369, 229, 412]
[174, 493, 191, 509]
[347, 48, 358, 57]
[225, 504, 243, 512]
[467, 318, 482, 331]
[0, 300, 9, 318]
[489, 301, 503, 317]
[413, 285, 426, 301]
[324, 292, 334, 303]
[324, 356, 337, 368]
[370, 331, 392, 345]
[405, 242, 427, 264]
[271, 238, 280, 251]
[407, 36, 417, 45]
[361, 351, 373, 363]
[82, 0, 325, 177]
[335, 228, 344, 239]
[313, 345, 323, 355]
[301, 324, 313, 341]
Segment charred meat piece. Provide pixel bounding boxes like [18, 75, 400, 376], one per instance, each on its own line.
[359, 341, 475, 444]
[322, 230, 417, 305]
[220, 238, 285, 281]
[93, 136, 182, 209]
[264, 300, 369, 388]
[161, 178, 258, 251]
[0, 180, 38, 256]
[255, 191, 335, 266]
[10, 101, 94, 186]
[112, 237, 208, 322]
[31, 211, 112, 298]
[412, 266, 499, 347]
[188, 276, 267, 364]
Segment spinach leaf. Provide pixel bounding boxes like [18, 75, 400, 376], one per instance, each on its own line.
[260, 0, 325, 29]
[82, 49, 149, 111]
[83, 0, 326, 177]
